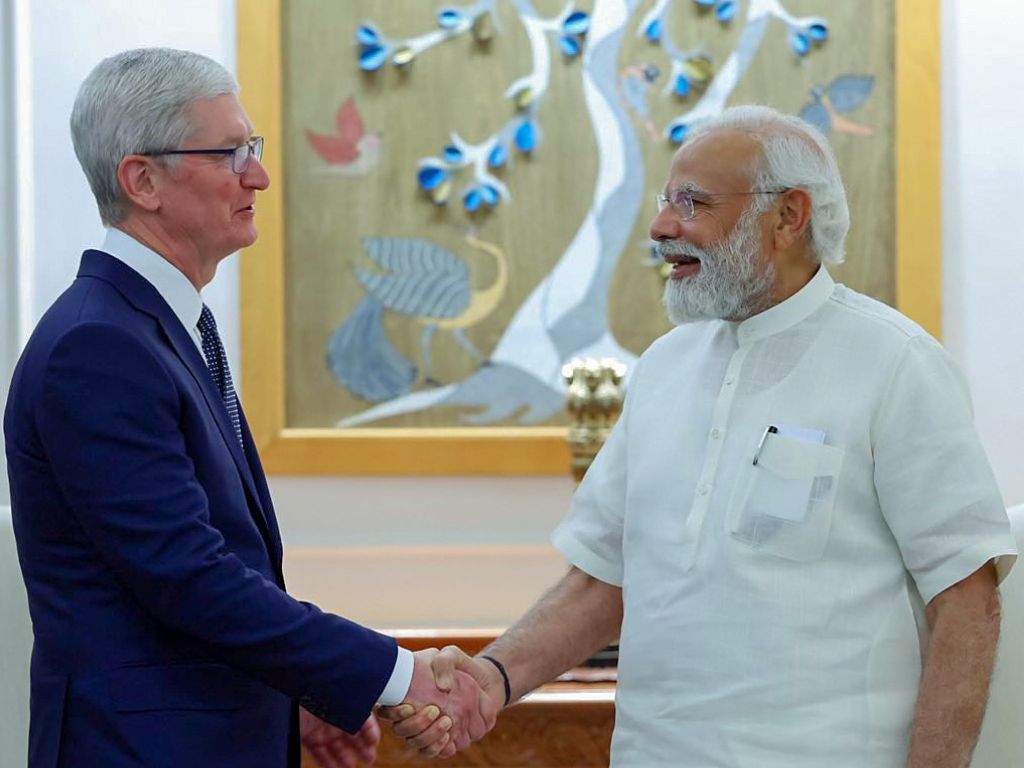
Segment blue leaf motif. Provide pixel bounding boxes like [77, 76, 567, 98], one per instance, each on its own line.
[789, 31, 810, 56]
[359, 46, 388, 71]
[674, 75, 690, 97]
[564, 11, 590, 35]
[716, 1, 737, 22]
[356, 25, 380, 46]
[669, 123, 689, 144]
[645, 19, 663, 42]
[443, 145, 464, 163]
[515, 121, 537, 152]
[488, 144, 508, 169]
[438, 9, 463, 29]
[559, 36, 581, 57]
[807, 22, 828, 41]
[692, 0, 716, 6]
[481, 185, 500, 206]
[417, 166, 447, 191]
[464, 189, 482, 213]
[827, 75, 875, 112]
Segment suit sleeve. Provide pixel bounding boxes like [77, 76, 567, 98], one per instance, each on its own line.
[35, 322, 395, 732]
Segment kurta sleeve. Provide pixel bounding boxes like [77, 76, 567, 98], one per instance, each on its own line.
[872, 335, 1016, 604]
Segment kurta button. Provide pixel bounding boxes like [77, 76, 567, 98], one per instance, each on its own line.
[711, 429, 721, 439]
[724, 377, 735, 386]
[698, 484, 709, 496]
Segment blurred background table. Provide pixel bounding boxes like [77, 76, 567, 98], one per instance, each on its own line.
[302, 630, 615, 768]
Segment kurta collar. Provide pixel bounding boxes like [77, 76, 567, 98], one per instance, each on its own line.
[735, 265, 835, 345]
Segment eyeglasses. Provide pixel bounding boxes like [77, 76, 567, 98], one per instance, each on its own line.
[656, 184, 789, 220]
[141, 136, 264, 174]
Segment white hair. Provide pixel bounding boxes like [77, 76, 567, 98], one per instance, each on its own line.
[685, 105, 850, 265]
[70, 48, 238, 225]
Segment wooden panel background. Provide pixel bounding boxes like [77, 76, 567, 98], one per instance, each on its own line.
[239, 0, 939, 474]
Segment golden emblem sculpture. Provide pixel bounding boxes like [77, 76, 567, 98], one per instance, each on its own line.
[562, 357, 628, 483]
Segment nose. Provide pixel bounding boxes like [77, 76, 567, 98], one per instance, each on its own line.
[649, 203, 683, 242]
[242, 155, 270, 191]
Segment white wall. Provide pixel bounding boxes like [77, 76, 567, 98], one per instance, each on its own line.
[0, 0, 16, 507]
[941, 0, 1024, 506]
[2, 0, 1023, 633]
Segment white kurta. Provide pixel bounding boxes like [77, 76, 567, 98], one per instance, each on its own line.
[552, 267, 1016, 767]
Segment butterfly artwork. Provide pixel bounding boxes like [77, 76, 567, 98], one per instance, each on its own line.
[800, 75, 876, 137]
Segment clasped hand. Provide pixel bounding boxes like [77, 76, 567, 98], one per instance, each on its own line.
[378, 646, 505, 759]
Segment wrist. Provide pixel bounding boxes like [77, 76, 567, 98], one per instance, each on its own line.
[479, 654, 512, 707]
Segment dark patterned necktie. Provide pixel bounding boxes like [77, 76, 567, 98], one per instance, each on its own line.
[197, 304, 243, 448]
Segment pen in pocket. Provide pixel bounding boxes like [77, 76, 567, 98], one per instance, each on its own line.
[752, 425, 778, 466]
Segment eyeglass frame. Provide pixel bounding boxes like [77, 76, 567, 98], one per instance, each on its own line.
[140, 135, 264, 175]
[656, 183, 791, 221]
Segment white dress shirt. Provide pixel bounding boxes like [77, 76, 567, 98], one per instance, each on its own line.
[553, 266, 1016, 767]
[99, 228, 413, 705]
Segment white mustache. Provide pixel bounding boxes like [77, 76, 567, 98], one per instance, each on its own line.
[655, 239, 710, 262]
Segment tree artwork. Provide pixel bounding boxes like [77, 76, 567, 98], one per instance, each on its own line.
[282, 0, 886, 430]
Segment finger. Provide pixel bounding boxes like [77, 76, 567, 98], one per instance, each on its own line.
[376, 704, 414, 722]
[437, 739, 458, 759]
[307, 743, 338, 768]
[353, 732, 379, 763]
[418, 730, 450, 760]
[360, 714, 382, 748]
[356, 742, 377, 765]
[449, 724, 471, 753]
[405, 714, 453, 751]
[391, 705, 443, 740]
[325, 741, 356, 768]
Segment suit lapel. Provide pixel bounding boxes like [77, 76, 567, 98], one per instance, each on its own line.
[78, 251, 279, 563]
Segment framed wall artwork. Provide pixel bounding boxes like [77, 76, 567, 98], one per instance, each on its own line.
[238, 0, 939, 475]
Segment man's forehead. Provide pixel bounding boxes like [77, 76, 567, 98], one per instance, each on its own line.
[667, 129, 760, 189]
[185, 94, 253, 143]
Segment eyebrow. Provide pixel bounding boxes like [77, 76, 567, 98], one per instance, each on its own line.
[665, 181, 709, 196]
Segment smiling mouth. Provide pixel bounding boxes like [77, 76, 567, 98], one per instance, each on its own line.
[664, 253, 701, 279]
[665, 254, 700, 267]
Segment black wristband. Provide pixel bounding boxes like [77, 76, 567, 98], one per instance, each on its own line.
[480, 655, 512, 706]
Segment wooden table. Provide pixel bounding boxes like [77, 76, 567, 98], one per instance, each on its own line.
[371, 681, 614, 767]
[302, 631, 616, 767]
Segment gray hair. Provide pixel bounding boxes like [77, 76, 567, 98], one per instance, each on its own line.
[685, 105, 850, 265]
[70, 47, 238, 225]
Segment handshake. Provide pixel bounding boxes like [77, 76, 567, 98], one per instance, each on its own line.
[379, 646, 509, 759]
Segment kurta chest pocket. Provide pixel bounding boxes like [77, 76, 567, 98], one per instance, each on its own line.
[726, 430, 844, 561]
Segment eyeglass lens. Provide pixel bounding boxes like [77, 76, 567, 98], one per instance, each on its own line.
[233, 137, 263, 173]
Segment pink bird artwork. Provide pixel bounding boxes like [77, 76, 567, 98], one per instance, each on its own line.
[306, 97, 382, 176]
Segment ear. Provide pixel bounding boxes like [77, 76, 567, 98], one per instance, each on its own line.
[771, 188, 813, 252]
[116, 155, 164, 214]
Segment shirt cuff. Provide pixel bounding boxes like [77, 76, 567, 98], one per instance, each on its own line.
[376, 646, 414, 706]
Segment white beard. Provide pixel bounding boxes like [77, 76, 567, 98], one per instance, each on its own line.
[659, 208, 776, 324]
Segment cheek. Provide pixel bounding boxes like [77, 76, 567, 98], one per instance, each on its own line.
[682, 218, 726, 248]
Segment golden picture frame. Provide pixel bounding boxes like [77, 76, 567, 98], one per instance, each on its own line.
[238, 0, 940, 476]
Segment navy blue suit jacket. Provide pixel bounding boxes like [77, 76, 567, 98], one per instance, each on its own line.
[4, 250, 397, 767]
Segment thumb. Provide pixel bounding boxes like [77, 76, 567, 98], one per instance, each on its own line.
[432, 645, 473, 691]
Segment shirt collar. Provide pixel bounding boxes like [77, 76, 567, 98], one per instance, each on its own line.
[735, 265, 835, 345]
[101, 228, 203, 334]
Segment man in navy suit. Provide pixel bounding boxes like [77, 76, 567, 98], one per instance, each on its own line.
[3, 48, 494, 768]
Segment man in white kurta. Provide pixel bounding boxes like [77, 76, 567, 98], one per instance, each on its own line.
[553, 262, 1014, 765]
[382, 105, 1016, 768]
